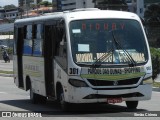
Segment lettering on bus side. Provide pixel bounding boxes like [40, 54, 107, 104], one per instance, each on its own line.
[24, 64, 40, 72]
[76, 53, 145, 63]
[87, 67, 142, 75]
[82, 23, 125, 31]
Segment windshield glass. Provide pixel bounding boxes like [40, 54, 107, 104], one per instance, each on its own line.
[70, 19, 148, 66]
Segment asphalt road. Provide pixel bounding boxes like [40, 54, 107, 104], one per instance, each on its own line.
[0, 60, 13, 72]
[0, 76, 160, 119]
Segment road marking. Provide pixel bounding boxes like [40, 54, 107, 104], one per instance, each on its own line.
[0, 92, 7, 94]
[153, 91, 160, 94]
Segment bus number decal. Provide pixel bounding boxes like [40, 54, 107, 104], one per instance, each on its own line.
[69, 68, 78, 75]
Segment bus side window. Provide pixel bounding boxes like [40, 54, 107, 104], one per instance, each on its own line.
[33, 24, 43, 56]
[23, 25, 32, 55]
[23, 26, 27, 39]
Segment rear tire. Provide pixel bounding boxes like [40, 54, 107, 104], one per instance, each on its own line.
[39, 95, 47, 104]
[126, 101, 138, 109]
[30, 85, 38, 104]
[30, 83, 47, 104]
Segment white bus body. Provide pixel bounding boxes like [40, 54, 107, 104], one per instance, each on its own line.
[13, 9, 152, 110]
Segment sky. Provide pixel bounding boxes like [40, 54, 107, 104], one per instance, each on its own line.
[0, 0, 52, 7]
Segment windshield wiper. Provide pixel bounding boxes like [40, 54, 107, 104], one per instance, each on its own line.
[91, 30, 137, 68]
[91, 47, 114, 68]
[111, 31, 137, 67]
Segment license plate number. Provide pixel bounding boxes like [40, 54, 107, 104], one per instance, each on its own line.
[107, 98, 122, 103]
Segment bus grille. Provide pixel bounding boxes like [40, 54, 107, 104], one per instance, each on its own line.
[87, 77, 140, 86]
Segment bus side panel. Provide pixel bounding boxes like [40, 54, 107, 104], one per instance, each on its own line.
[13, 55, 19, 87]
[23, 56, 46, 96]
[54, 60, 68, 99]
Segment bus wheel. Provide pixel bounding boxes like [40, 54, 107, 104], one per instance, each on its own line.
[39, 95, 47, 104]
[126, 101, 138, 109]
[59, 88, 69, 111]
[30, 84, 47, 104]
[30, 85, 38, 104]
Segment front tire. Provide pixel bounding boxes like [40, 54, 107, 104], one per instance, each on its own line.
[58, 87, 70, 111]
[126, 101, 138, 109]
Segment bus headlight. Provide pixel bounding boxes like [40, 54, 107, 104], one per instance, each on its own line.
[69, 79, 88, 87]
[142, 77, 153, 84]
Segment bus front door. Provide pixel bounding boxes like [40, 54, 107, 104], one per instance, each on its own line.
[17, 27, 24, 88]
[44, 24, 55, 96]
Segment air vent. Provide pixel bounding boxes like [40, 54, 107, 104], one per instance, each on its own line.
[87, 77, 140, 86]
[71, 8, 100, 12]
[42, 12, 63, 16]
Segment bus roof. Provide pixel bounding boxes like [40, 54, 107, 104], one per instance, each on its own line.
[14, 9, 140, 24]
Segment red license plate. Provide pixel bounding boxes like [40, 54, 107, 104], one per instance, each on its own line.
[107, 98, 122, 103]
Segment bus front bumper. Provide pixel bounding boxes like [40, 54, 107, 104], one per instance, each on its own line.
[65, 84, 152, 103]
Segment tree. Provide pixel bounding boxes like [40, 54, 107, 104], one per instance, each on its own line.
[4, 4, 17, 10]
[144, 4, 160, 26]
[150, 48, 160, 80]
[92, 0, 128, 11]
[38, 1, 52, 7]
[144, 4, 160, 48]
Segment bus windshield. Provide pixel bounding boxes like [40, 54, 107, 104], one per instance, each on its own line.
[70, 19, 148, 66]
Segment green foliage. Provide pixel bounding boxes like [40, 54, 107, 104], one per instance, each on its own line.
[150, 47, 160, 80]
[0, 47, 13, 60]
[7, 48, 13, 55]
[144, 4, 160, 47]
[153, 82, 160, 88]
[144, 4, 160, 24]
[4, 4, 16, 10]
[0, 47, 13, 55]
[0, 70, 13, 74]
[38, 1, 52, 7]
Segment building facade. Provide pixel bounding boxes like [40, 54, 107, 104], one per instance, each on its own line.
[5, 9, 20, 20]
[0, 8, 21, 21]
[0, 8, 5, 19]
[18, 0, 35, 6]
[126, 0, 144, 18]
[34, 0, 42, 4]
[56, 0, 94, 10]
[127, 0, 160, 18]
[55, 0, 144, 17]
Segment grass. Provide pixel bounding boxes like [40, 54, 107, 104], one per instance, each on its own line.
[0, 70, 13, 74]
[153, 82, 160, 88]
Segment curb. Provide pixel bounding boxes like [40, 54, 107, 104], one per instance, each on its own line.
[0, 73, 14, 77]
[152, 87, 160, 92]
